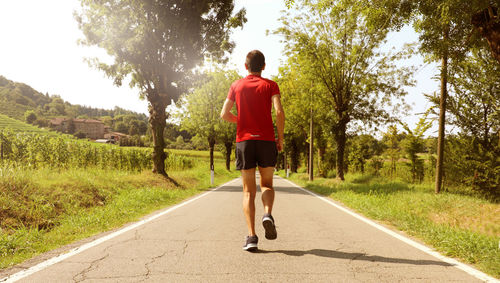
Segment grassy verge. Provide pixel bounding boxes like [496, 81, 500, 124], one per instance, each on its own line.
[279, 171, 499, 278]
[0, 155, 240, 269]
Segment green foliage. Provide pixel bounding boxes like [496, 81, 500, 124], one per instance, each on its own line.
[348, 135, 382, 173]
[114, 121, 129, 134]
[76, 0, 246, 102]
[0, 130, 154, 172]
[383, 125, 402, 178]
[167, 135, 193, 150]
[0, 114, 54, 135]
[275, 0, 414, 179]
[74, 131, 86, 139]
[180, 69, 239, 145]
[0, 155, 238, 269]
[190, 133, 209, 150]
[369, 155, 384, 176]
[401, 114, 432, 182]
[24, 110, 37, 124]
[179, 68, 239, 170]
[118, 135, 144, 147]
[76, 0, 246, 174]
[444, 136, 499, 201]
[412, 0, 489, 62]
[448, 48, 499, 146]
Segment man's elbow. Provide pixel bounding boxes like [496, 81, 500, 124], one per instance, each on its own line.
[276, 110, 285, 120]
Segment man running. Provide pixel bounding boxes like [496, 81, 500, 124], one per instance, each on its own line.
[220, 50, 285, 251]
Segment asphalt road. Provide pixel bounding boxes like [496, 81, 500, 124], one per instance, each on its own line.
[1, 175, 491, 282]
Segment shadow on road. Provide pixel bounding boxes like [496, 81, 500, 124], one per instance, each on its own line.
[255, 249, 453, 267]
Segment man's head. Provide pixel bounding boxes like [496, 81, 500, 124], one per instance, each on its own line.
[245, 50, 266, 73]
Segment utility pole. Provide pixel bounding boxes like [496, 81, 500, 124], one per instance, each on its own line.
[309, 84, 314, 181]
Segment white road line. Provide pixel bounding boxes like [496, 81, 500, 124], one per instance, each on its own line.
[280, 177, 499, 283]
[1, 178, 241, 283]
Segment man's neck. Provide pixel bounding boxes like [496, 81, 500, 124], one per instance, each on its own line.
[248, 72, 262, 76]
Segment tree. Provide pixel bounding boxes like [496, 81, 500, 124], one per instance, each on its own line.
[47, 96, 66, 116]
[383, 125, 402, 179]
[276, 0, 413, 180]
[445, 47, 500, 198]
[218, 114, 237, 170]
[180, 69, 239, 171]
[472, 4, 500, 64]
[24, 110, 37, 124]
[411, 0, 490, 193]
[276, 58, 335, 174]
[67, 119, 76, 134]
[115, 122, 129, 134]
[448, 47, 500, 150]
[76, 0, 246, 176]
[401, 115, 432, 183]
[348, 134, 380, 174]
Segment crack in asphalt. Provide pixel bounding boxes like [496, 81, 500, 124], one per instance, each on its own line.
[142, 251, 168, 281]
[72, 253, 109, 283]
[182, 241, 188, 255]
[71, 235, 139, 282]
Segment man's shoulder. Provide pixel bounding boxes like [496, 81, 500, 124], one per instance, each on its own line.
[260, 77, 278, 86]
[230, 78, 245, 88]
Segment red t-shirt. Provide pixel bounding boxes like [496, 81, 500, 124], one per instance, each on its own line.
[227, 75, 280, 143]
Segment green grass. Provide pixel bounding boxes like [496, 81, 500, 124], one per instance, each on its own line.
[280, 171, 500, 278]
[0, 153, 240, 269]
[0, 113, 54, 135]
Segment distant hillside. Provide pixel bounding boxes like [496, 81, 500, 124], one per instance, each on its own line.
[0, 113, 56, 135]
[0, 75, 148, 136]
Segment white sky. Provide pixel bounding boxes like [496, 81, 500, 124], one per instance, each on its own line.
[0, 0, 439, 134]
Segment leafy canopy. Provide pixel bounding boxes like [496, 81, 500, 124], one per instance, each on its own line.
[76, 0, 246, 103]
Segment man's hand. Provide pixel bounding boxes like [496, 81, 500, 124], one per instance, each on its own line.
[276, 137, 284, 152]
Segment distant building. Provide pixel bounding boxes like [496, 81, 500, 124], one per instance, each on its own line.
[49, 118, 105, 139]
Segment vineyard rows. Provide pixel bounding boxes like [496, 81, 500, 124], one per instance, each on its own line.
[0, 130, 193, 171]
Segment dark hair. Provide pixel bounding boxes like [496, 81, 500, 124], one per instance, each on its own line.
[246, 50, 265, 72]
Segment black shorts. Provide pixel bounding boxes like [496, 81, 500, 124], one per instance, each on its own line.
[235, 140, 278, 170]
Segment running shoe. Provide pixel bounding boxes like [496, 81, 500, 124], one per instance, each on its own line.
[243, 235, 258, 251]
[262, 213, 277, 240]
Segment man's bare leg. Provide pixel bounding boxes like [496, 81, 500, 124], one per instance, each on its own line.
[259, 166, 277, 240]
[258, 166, 275, 214]
[241, 168, 257, 236]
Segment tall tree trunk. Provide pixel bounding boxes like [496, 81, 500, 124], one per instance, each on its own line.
[209, 138, 215, 172]
[334, 119, 348, 181]
[435, 25, 450, 194]
[148, 99, 167, 176]
[306, 141, 310, 175]
[290, 138, 299, 173]
[224, 142, 232, 170]
[318, 146, 326, 177]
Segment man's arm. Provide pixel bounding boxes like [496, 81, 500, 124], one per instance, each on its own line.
[272, 94, 285, 152]
[220, 98, 237, 123]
